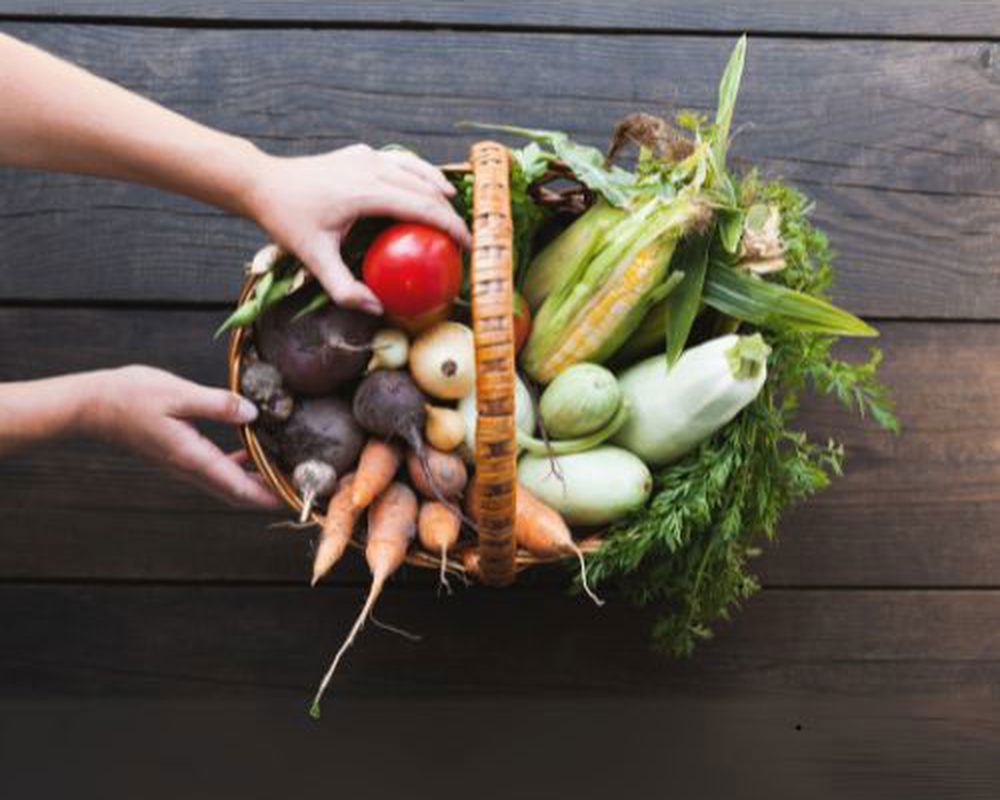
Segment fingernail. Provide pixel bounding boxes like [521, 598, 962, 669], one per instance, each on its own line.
[237, 397, 259, 423]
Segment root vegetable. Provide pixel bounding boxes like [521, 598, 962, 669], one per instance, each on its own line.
[351, 439, 403, 509]
[293, 459, 337, 523]
[424, 405, 465, 452]
[461, 548, 481, 580]
[409, 321, 475, 400]
[406, 447, 467, 500]
[311, 473, 362, 586]
[256, 288, 380, 396]
[352, 370, 461, 517]
[239, 359, 293, 422]
[310, 482, 418, 718]
[466, 477, 603, 605]
[367, 328, 409, 372]
[418, 501, 461, 594]
[279, 397, 365, 478]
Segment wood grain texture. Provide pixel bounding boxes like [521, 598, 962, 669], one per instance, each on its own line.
[2, 1, 999, 37]
[1, 25, 997, 316]
[3, 694, 998, 800]
[0, 307, 993, 588]
[3, 584, 1000, 697]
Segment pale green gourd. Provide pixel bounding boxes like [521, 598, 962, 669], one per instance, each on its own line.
[518, 445, 652, 526]
[613, 334, 769, 467]
[539, 362, 622, 439]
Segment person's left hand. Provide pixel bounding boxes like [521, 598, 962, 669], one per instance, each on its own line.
[81, 365, 282, 509]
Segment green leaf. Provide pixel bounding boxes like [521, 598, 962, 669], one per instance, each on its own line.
[663, 234, 710, 365]
[704, 262, 878, 337]
[718, 209, 744, 254]
[458, 121, 640, 207]
[713, 34, 747, 171]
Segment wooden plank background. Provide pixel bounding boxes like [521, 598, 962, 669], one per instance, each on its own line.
[1, 6, 999, 799]
[2, 1, 999, 37]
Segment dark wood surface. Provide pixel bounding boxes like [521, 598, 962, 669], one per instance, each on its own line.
[1, 7, 998, 799]
[3, 0, 999, 37]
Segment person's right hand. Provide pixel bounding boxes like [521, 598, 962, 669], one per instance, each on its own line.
[82, 365, 281, 509]
[243, 144, 471, 315]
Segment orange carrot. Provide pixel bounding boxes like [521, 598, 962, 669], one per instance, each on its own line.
[311, 472, 361, 587]
[466, 476, 603, 606]
[418, 501, 461, 595]
[461, 547, 481, 580]
[351, 438, 402, 509]
[310, 481, 417, 718]
[406, 446, 467, 500]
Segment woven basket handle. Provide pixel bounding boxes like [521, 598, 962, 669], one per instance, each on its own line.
[468, 141, 518, 586]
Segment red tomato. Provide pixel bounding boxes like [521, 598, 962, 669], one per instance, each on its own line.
[513, 292, 532, 353]
[362, 223, 462, 321]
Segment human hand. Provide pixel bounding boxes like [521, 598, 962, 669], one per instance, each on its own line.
[245, 144, 471, 315]
[82, 365, 281, 509]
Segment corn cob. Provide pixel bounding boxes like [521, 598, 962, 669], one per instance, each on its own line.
[521, 194, 710, 383]
[522, 198, 625, 310]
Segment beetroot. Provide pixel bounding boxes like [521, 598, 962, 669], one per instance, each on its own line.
[256, 289, 379, 396]
[278, 396, 365, 478]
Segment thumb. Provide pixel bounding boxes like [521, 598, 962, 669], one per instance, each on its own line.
[171, 379, 259, 425]
[301, 235, 383, 315]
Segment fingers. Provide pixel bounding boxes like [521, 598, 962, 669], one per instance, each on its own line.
[300, 237, 384, 315]
[169, 378, 259, 425]
[361, 188, 472, 250]
[170, 422, 282, 509]
[382, 150, 455, 196]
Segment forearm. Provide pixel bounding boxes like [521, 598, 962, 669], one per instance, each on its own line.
[0, 33, 263, 216]
[0, 371, 103, 457]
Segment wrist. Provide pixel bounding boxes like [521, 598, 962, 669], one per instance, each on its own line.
[227, 137, 274, 222]
[72, 368, 118, 440]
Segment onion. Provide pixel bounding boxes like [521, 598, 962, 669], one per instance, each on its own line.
[408, 322, 475, 401]
[424, 404, 466, 452]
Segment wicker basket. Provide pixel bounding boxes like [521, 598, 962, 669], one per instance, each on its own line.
[228, 141, 599, 587]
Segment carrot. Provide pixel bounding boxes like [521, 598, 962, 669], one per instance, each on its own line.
[311, 472, 361, 587]
[351, 438, 403, 509]
[418, 501, 461, 595]
[406, 446, 467, 500]
[461, 547, 481, 580]
[466, 477, 603, 606]
[310, 481, 417, 718]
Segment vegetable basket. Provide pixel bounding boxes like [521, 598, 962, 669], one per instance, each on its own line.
[223, 37, 897, 671]
[229, 140, 600, 587]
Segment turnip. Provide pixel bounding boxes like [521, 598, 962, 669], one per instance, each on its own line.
[256, 288, 380, 396]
